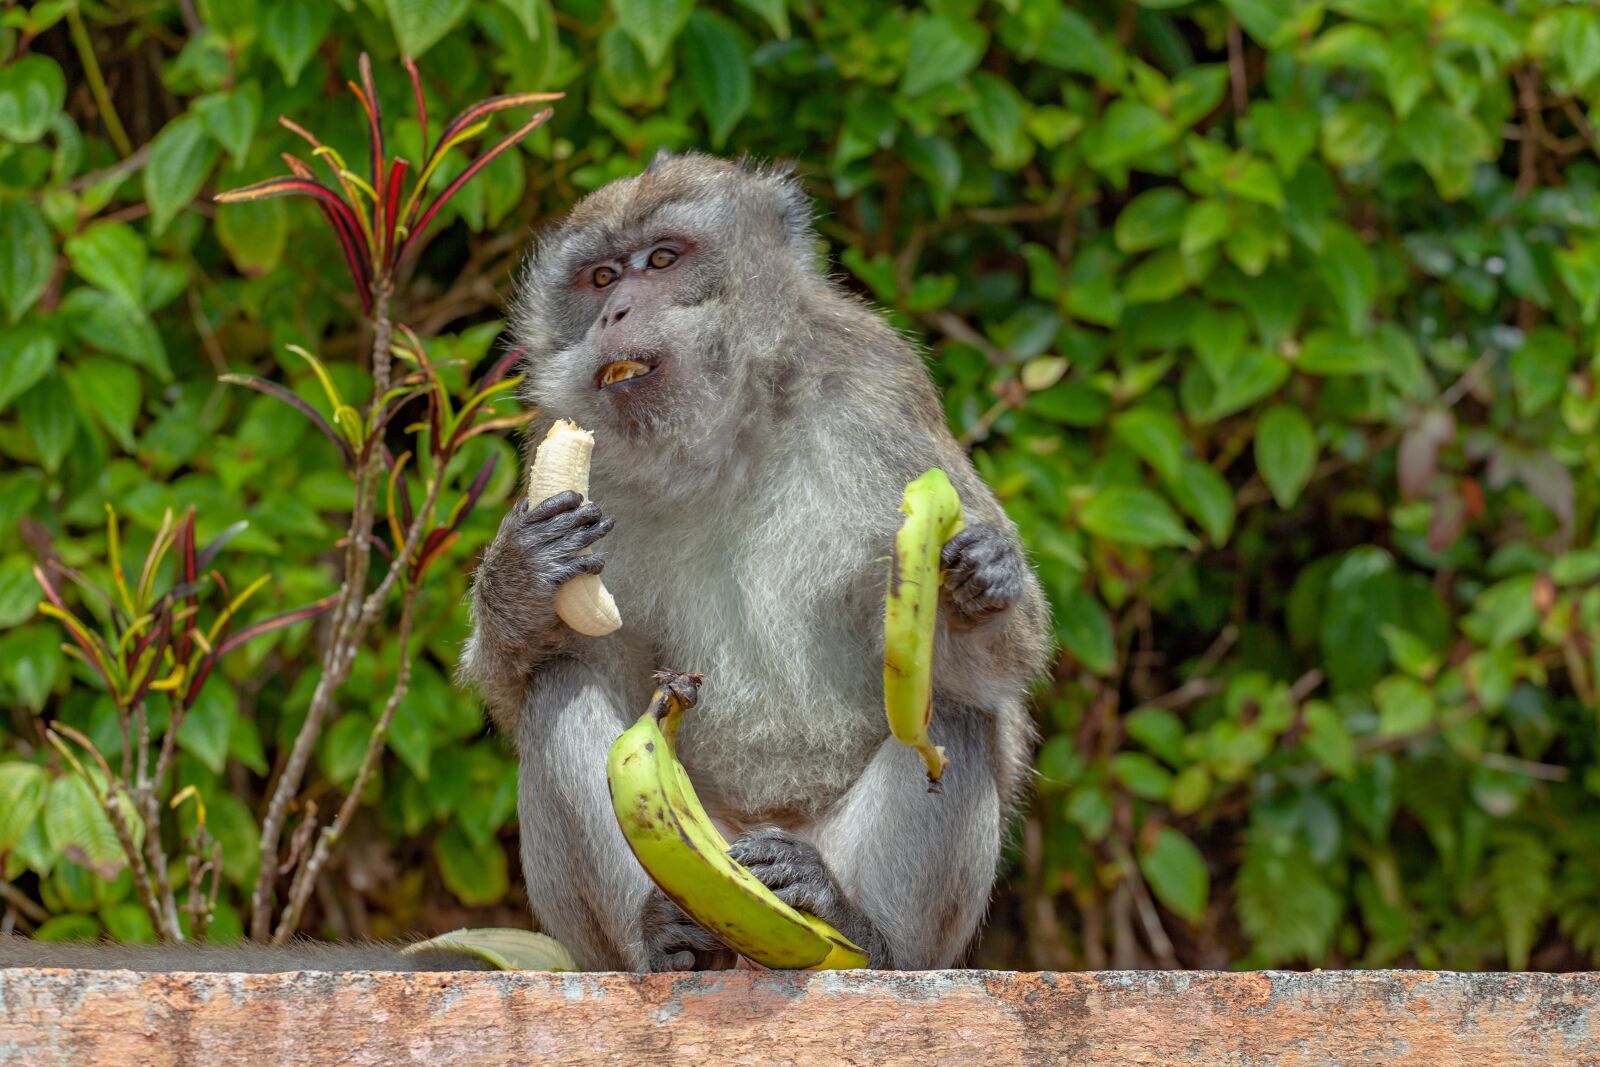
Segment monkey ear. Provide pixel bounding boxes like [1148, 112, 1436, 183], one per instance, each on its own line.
[766, 162, 815, 262]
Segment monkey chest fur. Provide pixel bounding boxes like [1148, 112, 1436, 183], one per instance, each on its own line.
[603, 513, 889, 819]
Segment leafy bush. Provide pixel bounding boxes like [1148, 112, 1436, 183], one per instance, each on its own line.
[3, 0, 1598, 969]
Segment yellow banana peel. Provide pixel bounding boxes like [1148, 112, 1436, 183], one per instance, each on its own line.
[884, 468, 965, 789]
[606, 673, 868, 970]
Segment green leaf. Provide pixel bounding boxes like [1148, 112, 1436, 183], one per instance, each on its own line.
[1140, 827, 1209, 923]
[33, 914, 102, 942]
[44, 774, 126, 877]
[1031, 6, 1117, 81]
[0, 554, 40, 628]
[612, 0, 692, 67]
[1085, 99, 1175, 173]
[680, 12, 752, 148]
[966, 72, 1032, 169]
[1, 625, 59, 712]
[1374, 675, 1435, 736]
[70, 356, 143, 451]
[64, 221, 147, 309]
[385, 0, 472, 57]
[262, 0, 334, 86]
[1125, 707, 1185, 764]
[143, 114, 221, 236]
[437, 822, 510, 905]
[1112, 406, 1186, 482]
[1167, 458, 1235, 545]
[902, 15, 988, 97]
[0, 326, 58, 413]
[1316, 223, 1376, 334]
[734, 0, 788, 38]
[194, 83, 262, 165]
[19, 373, 76, 473]
[495, 0, 545, 38]
[216, 197, 289, 276]
[1079, 486, 1199, 549]
[0, 201, 53, 322]
[1111, 752, 1173, 800]
[1180, 198, 1231, 256]
[599, 22, 669, 108]
[319, 713, 374, 787]
[1400, 100, 1491, 202]
[0, 54, 66, 143]
[59, 288, 171, 381]
[1222, 0, 1296, 47]
[1510, 327, 1576, 417]
[177, 683, 237, 775]
[1295, 329, 1384, 375]
[1466, 575, 1538, 648]
[0, 762, 50, 852]
[1255, 405, 1316, 508]
[1054, 583, 1116, 675]
[1302, 701, 1356, 778]
[1115, 187, 1188, 253]
[402, 928, 577, 970]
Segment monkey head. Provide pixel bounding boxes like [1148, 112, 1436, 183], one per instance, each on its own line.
[510, 154, 818, 452]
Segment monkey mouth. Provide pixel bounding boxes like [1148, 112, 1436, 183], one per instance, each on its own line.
[597, 357, 659, 390]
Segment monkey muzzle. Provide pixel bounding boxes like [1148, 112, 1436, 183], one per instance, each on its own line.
[597, 356, 659, 389]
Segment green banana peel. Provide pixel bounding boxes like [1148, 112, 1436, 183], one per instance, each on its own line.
[606, 673, 868, 970]
[884, 468, 966, 789]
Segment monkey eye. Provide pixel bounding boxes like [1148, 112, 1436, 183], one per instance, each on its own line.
[593, 265, 618, 288]
[647, 247, 678, 269]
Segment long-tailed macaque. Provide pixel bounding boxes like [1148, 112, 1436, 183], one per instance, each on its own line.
[0, 154, 1050, 974]
[458, 153, 1051, 971]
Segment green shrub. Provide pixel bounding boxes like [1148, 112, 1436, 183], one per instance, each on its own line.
[2, 0, 1597, 968]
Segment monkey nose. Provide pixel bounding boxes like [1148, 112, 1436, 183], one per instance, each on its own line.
[602, 303, 630, 329]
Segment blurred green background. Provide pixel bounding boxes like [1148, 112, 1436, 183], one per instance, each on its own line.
[3, 0, 1599, 970]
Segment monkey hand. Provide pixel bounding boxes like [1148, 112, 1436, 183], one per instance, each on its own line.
[471, 490, 616, 649]
[640, 887, 737, 972]
[940, 524, 1026, 625]
[727, 828, 888, 968]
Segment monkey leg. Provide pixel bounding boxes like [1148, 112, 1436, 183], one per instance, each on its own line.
[809, 706, 1002, 970]
[514, 656, 653, 972]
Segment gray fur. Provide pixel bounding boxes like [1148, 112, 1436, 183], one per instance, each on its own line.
[0, 934, 495, 972]
[469, 153, 1056, 970]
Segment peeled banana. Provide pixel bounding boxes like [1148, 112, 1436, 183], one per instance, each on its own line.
[884, 468, 965, 789]
[606, 673, 868, 970]
[528, 419, 622, 636]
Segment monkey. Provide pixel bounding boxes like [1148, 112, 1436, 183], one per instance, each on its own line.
[0, 153, 1051, 975]
[457, 152, 1053, 972]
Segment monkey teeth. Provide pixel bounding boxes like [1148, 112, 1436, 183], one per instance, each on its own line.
[599, 360, 654, 388]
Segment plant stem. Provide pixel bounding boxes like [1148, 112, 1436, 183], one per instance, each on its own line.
[249, 286, 393, 941]
[271, 590, 420, 944]
[66, 6, 134, 158]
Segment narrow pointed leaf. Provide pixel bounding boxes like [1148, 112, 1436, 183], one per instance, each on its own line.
[219, 374, 355, 469]
[214, 594, 338, 657]
[402, 109, 555, 261]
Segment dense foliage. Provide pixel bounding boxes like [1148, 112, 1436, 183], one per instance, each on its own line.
[3, 0, 1597, 969]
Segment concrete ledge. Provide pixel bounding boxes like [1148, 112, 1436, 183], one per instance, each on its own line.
[2, 968, 1597, 1065]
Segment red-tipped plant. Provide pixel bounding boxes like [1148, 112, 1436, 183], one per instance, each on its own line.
[214, 53, 559, 313]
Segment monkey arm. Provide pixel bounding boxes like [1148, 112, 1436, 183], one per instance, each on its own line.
[806, 705, 1004, 969]
[513, 654, 655, 971]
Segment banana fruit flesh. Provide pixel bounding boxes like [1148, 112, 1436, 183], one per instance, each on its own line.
[528, 419, 622, 637]
[884, 468, 965, 789]
[606, 673, 868, 970]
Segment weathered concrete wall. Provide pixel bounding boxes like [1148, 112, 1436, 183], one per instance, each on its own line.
[2, 968, 1597, 1066]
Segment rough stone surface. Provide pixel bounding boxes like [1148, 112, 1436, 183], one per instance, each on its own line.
[2, 968, 1598, 1065]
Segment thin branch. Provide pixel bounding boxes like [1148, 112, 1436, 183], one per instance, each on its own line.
[271, 591, 421, 943]
[66, 6, 134, 157]
[0, 879, 48, 925]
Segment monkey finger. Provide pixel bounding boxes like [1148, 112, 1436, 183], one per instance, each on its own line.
[526, 489, 585, 521]
[551, 555, 606, 585]
[939, 526, 988, 570]
[559, 515, 616, 552]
